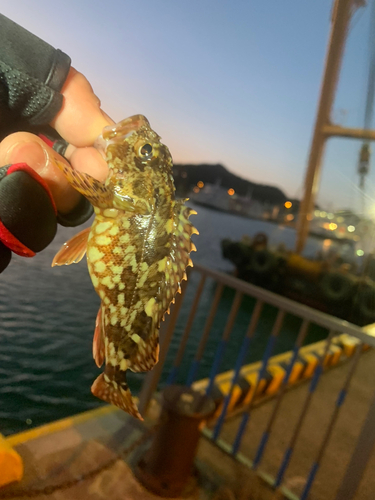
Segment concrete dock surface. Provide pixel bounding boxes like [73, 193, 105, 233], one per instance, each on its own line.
[211, 348, 375, 500]
[1, 350, 375, 500]
[0, 403, 217, 500]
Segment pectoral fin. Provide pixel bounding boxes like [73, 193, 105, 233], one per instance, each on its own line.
[52, 227, 90, 266]
[53, 159, 112, 208]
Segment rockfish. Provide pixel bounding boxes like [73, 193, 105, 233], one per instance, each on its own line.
[52, 115, 197, 419]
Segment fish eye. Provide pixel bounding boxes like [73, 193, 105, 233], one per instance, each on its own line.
[139, 143, 153, 159]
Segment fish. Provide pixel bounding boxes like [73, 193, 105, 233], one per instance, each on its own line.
[52, 115, 198, 420]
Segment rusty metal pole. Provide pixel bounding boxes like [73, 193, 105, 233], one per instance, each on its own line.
[135, 385, 215, 497]
[295, 0, 356, 254]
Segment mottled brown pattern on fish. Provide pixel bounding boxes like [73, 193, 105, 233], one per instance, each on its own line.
[53, 115, 198, 419]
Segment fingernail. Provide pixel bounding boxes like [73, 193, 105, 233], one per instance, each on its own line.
[6, 142, 48, 175]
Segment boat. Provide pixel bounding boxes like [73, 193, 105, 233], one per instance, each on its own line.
[222, 232, 375, 326]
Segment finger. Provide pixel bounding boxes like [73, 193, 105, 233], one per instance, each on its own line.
[66, 145, 108, 183]
[50, 67, 115, 147]
[0, 132, 81, 214]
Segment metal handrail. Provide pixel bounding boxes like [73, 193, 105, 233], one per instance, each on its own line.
[193, 263, 375, 346]
[139, 263, 375, 414]
[138, 262, 375, 500]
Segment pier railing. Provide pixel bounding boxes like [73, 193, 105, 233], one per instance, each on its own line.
[138, 263, 375, 500]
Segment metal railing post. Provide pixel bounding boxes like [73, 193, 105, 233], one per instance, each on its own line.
[300, 344, 362, 500]
[206, 291, 243, 396]
[232, 309, 286, 455]
[274, 330, 336, 488]
[166, 274, 206, 385]
[212, 300, 264, 441]
[335, 380, 375, 500]
[252, 319, 310, 469]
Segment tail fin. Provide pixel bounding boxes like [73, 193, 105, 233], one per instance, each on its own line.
[91, 373, 143, 420]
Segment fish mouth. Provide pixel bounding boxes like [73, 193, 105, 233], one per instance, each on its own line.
[103, 115, 150, 141]
[93, 134, 108, 159]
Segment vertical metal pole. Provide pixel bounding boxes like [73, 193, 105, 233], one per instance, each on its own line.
[274, 330, 335, 488]
[232, 309, 285, 455]
[213, 300, 264, 440]
[186, 282, 224, 386]
[252, 320, 310, 469]
[335, 371, 375, 500]
[206, 291, 243, 396]
[296, 0, 355, 254]
[166, 274, 206, 385]
[300, 344, 362, 500]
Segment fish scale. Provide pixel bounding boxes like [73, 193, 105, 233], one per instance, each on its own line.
[52, 115, 197, 420]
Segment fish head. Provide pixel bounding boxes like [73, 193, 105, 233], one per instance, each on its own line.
[94, 115, 174, 211]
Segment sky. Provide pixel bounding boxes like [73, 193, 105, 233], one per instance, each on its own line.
[2, 1, 375, 214]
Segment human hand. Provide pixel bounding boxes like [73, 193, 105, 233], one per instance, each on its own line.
[0, 67, 113, 215]
[0, 68, 114, 272]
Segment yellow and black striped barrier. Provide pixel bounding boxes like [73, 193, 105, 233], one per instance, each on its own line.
[192, 334, 369, 418]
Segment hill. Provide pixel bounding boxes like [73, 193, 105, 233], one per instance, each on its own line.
[173, 163, 288, 205]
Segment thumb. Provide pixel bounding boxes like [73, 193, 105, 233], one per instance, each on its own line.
[0, 132, 81, 214]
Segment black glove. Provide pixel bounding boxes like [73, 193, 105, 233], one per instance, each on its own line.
[0, 163, 57, 271]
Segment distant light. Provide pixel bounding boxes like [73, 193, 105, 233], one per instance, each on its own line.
[320, 211, 327, 218]
[286, 214, 294, 221]
[357, 249, 364, 256]
[284, 201, 292, 209]
[314, 210, 320, 217]
[193, 186, 200, 193]
[347, 225, 355, 232]
[228, 188, 235, 196]
[307, 214, 313, 221]
[329, 223, 337, 230]
[327, 213, 334, 219]
[197, 181, 204, 188]
[337, 216, 344, 223]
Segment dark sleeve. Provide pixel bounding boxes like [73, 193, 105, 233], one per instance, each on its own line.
[0, 14, 71, 137]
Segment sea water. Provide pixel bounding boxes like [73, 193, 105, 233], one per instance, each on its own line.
[0, 203, 331, 435]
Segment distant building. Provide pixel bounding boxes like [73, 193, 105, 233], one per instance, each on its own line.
[189, 182, 282, 220]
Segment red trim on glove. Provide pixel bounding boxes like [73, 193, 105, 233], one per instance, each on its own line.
[0, 219, 35, 257]
[6, 163, 57, 215]
[0, 163, 57, 257]
[38, 134, 54, 148]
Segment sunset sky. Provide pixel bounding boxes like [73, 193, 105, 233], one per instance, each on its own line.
[2, 1, 375, 214]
